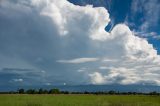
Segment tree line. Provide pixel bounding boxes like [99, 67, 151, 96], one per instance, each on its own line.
[0, 88, 159, 95]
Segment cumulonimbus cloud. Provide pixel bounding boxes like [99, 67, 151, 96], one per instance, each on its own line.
[0, 0, 160, 86]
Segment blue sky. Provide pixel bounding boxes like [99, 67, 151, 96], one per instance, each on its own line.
[0, 0, 160, 88]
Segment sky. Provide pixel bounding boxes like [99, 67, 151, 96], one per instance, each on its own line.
[0, 0, 160, 88]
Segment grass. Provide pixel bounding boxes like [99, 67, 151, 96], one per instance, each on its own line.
[0, 94, 160, 106]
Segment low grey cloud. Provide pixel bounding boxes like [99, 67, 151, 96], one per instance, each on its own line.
[0, 68, 46, 86]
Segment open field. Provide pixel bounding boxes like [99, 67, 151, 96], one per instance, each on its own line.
[0, 94, 160, 106]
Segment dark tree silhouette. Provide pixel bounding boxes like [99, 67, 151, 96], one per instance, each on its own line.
[26, 89, 37, 94]
[18, 89, 24, 94]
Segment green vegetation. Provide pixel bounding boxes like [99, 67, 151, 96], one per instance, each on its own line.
[6, 88, 159, 95]
[0, 94, 160, 106]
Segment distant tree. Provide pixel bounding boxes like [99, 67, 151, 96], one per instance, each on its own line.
[38, 88, 43, 94]
[43, 89, 49, 94]
[26, 89, 37, 94]
[108, 90, 116, 94]
[84, 91, 89, 94]
[149, 91, 158, 95]
[9, 91, 16, 94]
[18, 88, 24, 94]
[61, 91, 69, 94]
[49, 88, 60, 94]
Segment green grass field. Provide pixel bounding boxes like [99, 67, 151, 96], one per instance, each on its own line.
[0, 94, 160, 106]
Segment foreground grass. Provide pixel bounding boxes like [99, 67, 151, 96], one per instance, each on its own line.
[0, 94, 160, 106]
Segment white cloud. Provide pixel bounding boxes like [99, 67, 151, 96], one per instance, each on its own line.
[13, 78, 23, 82]
[89, 72, 106, 84]
[45, 82, 51, 86]
[89, 67, 160, 85]
[99, 66, 108, 70]
[88, 23, 160, 85]
[63, 83, 66, 85]
[57, 58, 99, 64]
[38, 0, 111, 40]
[102, 58, 118, 62]
[77, 69, 85, 72]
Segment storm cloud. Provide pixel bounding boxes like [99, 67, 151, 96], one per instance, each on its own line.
[0, 0, 160, 86]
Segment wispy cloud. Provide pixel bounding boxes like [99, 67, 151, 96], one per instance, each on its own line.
[131, 0, 160, 31]
[12, 78, 23, 82]
[134, 31, 160, 40]
[57, 58, 99, 64]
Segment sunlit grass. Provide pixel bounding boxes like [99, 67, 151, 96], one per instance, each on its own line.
[0, 94, 160, 106]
